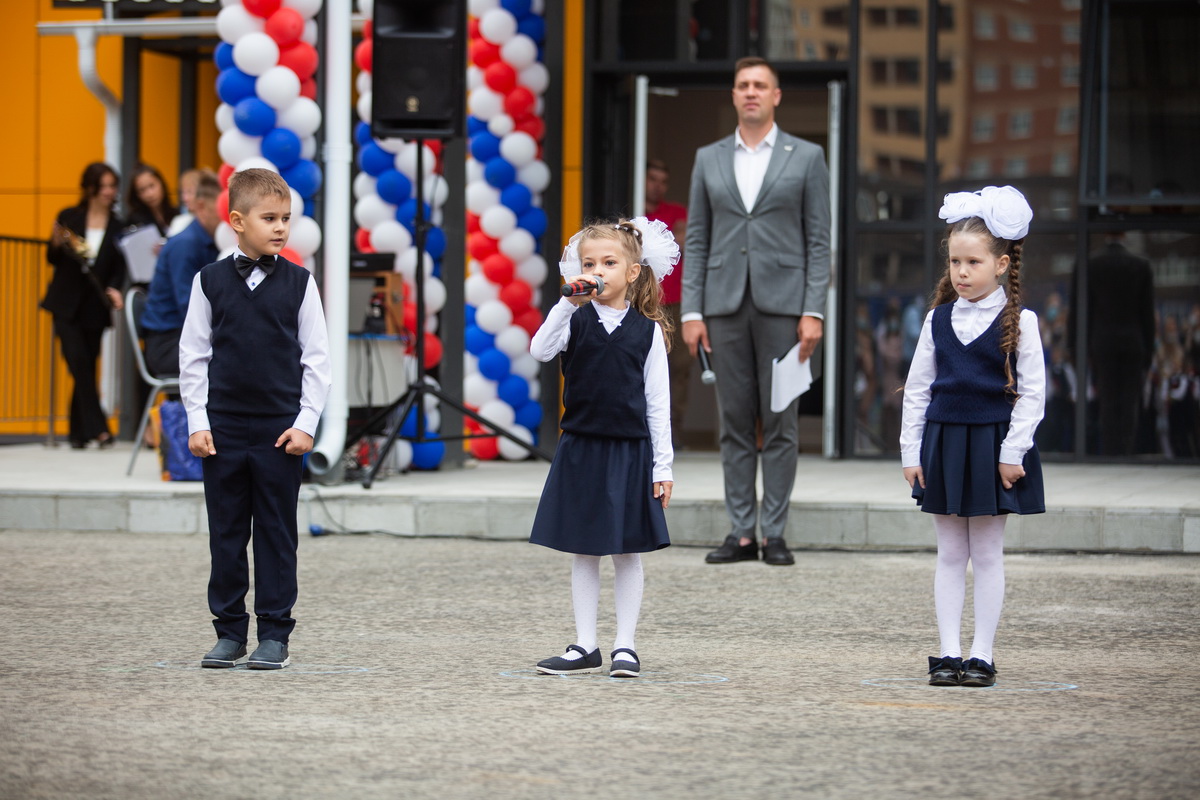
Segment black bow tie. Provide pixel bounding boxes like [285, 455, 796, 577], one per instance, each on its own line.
[234, 254, 276, 279]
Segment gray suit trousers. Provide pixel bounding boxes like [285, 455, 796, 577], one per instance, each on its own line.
[707, 300, 800, 542]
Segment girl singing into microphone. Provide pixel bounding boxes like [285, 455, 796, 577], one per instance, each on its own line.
[527, 217, 678, 678]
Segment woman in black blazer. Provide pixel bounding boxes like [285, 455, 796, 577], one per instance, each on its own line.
[42, 162, 127, 448]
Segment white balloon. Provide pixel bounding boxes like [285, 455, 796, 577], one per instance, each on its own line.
[463, 351, 478, 376]
[479, 8, 517, 45]
[232, 33, 280, 76]
[494, 325, 530, 359]
[388, 439, 413, 471]
[423, 313, 439, 335]
[215, 103, 236, 134]
[510, 352, 541, 380]
[216, 5, 264, 43]
[276, 97, 322, 137]
[358, 0, 374, 19]
[487, 114, 515, 137]
[528, 378, 541, 402]
[467, 0, 500, 17]
[475, 300, 514, 334]
[302, 19, 318, 46]
[394, 142, 437, 180]
[290, 187, 304, 213]
[519, 62, 550, 95]
[256, 66, 302, 110]
[300, 136, 317, 160]
[286, 0, 324, 17]
[369, 220, 412, 253]
[394, 246, 434, 282]
[479, 399, 516, 432]
[373, 136, 404, 154]
[535, 96, 545, 117]
[467, 86, 503, 121]
[500, 132, 538, 168]
[423, 276, 447, 314]
[467, 258, 482, 277]
[532, 0, 545, 15]
[356, 70, 372, 96]
[289, 215, 322, 257]
[465, 274, 500, 306]
[499, 425, 533, 460]
[353, 171, 377, 199]
[235, 156, 278, 173]
[429, 207, 444, 228]
[466, 65, 483, 92]
[516, 254, 548, 286]
[219, 129, 262, 165]
[303, 255, 316, 274]
[426, 174, 450, 208]
[501, 35, 538, 70]
[464, 373, 497, 407]
[466, 159, 485, 184]
[499, 229, 536, 262]
[354, 194, 396, 230]
[215, 222, 238, 251]
[518, 160, 551, 193]
[356, 91, 372, 124]
[480, 205, 518, 238]
[466, 181, 501, 215]
[423, 408, 442, 435]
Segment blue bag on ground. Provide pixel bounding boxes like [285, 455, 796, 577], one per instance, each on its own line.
[159, 400, 203, 481]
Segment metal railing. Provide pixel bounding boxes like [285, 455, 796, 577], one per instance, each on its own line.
[0, 235, 59, 444]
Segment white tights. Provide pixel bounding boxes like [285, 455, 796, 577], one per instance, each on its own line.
[932, 514, 1007, 664]
[561, 553, 644, 659]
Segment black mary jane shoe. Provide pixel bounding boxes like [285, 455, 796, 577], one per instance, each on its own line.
[960, 658, 997, 687]
[927, 655, 963, 686]
[609, 648, 641, 678]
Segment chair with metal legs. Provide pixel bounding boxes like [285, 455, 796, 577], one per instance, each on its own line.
[124, 287, 181, 476]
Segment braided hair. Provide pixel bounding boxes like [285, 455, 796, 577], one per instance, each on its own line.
[574, 218, 674, 350]
[933, 216, 1025, 395]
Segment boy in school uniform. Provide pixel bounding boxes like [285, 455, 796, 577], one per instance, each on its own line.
[179, 168, 331, 670]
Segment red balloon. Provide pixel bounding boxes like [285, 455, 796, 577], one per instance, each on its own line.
[469, 39, 501, 68]
[279, 247, 302, 266]
[470, 436, 499, 460]
[218, 163, 235, 189]
[420, 333, 443, 368]
[354, 38, 373, 73]
[504, 86, 536, 118]
[481, 253, 515, 285]
[464, 414, 483, 433]
[216, 188, 230, 223]
[300, 78, 317, 101]
[281, 41, 319, 81]
[402, 301, 418, 339]
[354, 227, 374, 252]
[467, 18, 480, 40]
[363, 19, 373, 40]
[425, 140, 443, 158]
[265, 7, 305, 46]
[467, 212, 481, 235]
[514, 114, 545, 141]
[243, 0, 282, 19]
[484, 62, 518, 94]
[468, 231, 499, 261]
[500, 280, 532, 312]
[514, 308, 543, 337]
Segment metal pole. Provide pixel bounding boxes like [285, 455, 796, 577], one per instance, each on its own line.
[632, 75, 648, 216]
[823, 79, 843, 459]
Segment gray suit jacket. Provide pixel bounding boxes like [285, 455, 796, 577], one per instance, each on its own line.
[682, 130, 831, 318]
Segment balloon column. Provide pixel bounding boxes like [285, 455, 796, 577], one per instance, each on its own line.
[463, 0, 549, 461]
[351, 0, 450, 470]
[213, 0, 324, 269]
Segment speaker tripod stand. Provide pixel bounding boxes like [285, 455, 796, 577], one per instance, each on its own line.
[345, 138, 551, 489]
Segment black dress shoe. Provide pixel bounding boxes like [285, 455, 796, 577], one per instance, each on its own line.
[705, 535, 759, 564]
[201, 638, 247, 668]
[762, 538, 795, 566]
[69, 439, 88, 450]
[927, 655, 963, 686]
[247, 639, 290, 670]
[536, 644, 603, 675]
[960, 658, 997, 687]
[95, 433, 115, 449]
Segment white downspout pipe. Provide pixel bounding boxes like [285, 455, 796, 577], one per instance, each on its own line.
[74, 27, 122, 169]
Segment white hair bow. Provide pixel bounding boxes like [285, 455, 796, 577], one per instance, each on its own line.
[558, 216, 680, 282]
[938, 185, 1033, 241]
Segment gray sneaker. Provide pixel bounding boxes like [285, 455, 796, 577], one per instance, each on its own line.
[247, 640, 290, 670]
[201, 639, 247, 668]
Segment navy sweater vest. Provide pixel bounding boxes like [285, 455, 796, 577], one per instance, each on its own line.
[200, 255, 308, 418]
[925, 302, 1016, 425]
[560, 303, 653, 439]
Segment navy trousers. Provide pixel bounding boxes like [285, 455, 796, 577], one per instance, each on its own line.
[202, 412, 303, 644]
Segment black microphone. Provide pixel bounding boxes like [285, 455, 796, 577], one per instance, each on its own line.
[698, 348, 716, 385]
[560, 276, 604, 297]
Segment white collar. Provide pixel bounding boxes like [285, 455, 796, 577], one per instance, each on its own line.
[591, 299, 630, 320]
[954, 285, 1007, 311]
[735, 123, 779, 153]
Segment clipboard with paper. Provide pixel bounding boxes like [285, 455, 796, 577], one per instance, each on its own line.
[770, 340, 813, 413]
[117, 224, 164, 284]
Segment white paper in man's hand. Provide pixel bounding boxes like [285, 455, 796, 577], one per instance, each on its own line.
[117, 225, 164, 284]
[770, 340, 813, 413]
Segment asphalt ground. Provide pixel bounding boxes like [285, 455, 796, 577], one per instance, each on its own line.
[1, 530, 1198, 799]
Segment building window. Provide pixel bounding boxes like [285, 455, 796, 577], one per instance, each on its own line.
[799, 9, 809, 27]
[1052, 151, 1073, 177]
[896, 107, 921, 136]
[1057, 104, 1078, 135]
[972, 113, 996, 142]
[1063, 22, 1080, 43]
[937, 59, 955, 83]
[1009, 109, 1034, 139]
[937, 110, 951, 138]
[822, 8, 847, 27]
[938, 3, 955, 30]
[868, 6, 920, 27]
[1009, 18, 1035, 42]
[1004, 157, 1028, 177]
[975, 10, 996, 39]
[1062, 58, 1080, 86]
[895, 8, 920, 26]
[866, 7, 888, 26]
[967, 158, 991, 179]
[1062, 0, 1081, 9]
[1012, 63, 1037, 89]
[975, 64, 998, 91]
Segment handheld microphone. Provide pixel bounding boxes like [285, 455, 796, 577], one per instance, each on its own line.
[698, 348, 716, 385]
[560, 276, 604, 297]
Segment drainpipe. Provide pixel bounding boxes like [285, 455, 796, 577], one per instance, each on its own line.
[74, 26, 122, 169]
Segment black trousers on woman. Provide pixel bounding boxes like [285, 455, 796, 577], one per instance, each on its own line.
[53, 317, 111, 443]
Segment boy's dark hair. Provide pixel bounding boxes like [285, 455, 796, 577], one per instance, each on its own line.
[734, 56, 779, 86]
[647, 159, 670, 176]
[191, 170, 222, 204]
[228, 169, 291, 215]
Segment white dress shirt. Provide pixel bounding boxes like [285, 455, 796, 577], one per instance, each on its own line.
[900, 286, 1046, 467]
[733, 123, 778, 213]
[179, 250, 332, 437]
[530, 296, 674, 482]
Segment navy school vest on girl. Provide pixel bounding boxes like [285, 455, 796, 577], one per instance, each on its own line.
[559, 302, 654, 439]
[925, 301, 1017, 425]
[199, 255, 308, 418]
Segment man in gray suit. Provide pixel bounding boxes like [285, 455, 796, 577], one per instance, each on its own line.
[682, 57, 831, 566]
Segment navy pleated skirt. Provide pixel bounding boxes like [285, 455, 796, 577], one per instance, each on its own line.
[912, 420, 1045, 517]
[529, 432, 671, 556]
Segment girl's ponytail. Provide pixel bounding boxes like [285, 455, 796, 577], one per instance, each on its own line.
[998, 240, 1024, 395]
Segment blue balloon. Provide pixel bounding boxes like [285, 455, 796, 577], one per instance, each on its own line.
[465, 305, 476, 327]
[465, 325, 495, 356]
[411, 436, 445, 470]
[470, 131, 502, 163]
[281, 159, 322, 198]
[515, 400, 543, 432]
[518, 15, 545, 43]
[358, 142, 394, 177]
[355, 121, 374, 147]
[501, 0, 533, 18]
[498, 375, 531, 409]
[431, 259, 441, 279]
[500, 183, 533, 216]
[262, 127, 302, 170]
[216, 67, 258, 106]
[467, 116, 487, 136]
[484, 157, 517, 189]
[233, 97, 277, 137]
[424, 226, 447, 259]
[376, 169, 413, 205]
[396, 198, 433, 233]
[518, 207, 548, 238]
[478, 348, 511, 381]
[304, 198, 315, 218]
[214, 42, 235, 71]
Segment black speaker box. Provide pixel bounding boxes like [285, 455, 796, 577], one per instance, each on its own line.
[371, 0, 467, 140]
